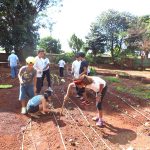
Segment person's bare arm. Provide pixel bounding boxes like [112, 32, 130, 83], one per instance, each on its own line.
[79, 66, 88, 77]
[64, 82, 75, 101]
[33, 74, 37, 94]
[96, 84, 104, 102]
[18, 68, 23, 84]
[43, 63, 50, 70]
[42, 98, 51, 113]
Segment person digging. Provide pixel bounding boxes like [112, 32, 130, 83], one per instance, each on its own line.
[61, 74, 107, 127]
[26, 90, 52, 118]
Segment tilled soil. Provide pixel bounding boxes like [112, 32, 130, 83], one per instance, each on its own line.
[0, 67, 150, 150]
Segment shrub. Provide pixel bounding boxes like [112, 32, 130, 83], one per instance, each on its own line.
[104, 77, 120, 83]
[89, 67, 96, 76]
[55, 52, 74, 63]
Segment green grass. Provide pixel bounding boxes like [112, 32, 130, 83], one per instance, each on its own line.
[115, 85, 150, 99]
[89, 67, 96, 76]
[104, 76, 120, 83]
[0, 84, 13, 89]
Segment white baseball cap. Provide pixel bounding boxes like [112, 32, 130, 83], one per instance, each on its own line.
[26, 56, 35, 64]
[11, 50, 15, 53]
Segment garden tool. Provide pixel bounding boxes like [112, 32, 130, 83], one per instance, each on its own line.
[60, 96, 69, 115]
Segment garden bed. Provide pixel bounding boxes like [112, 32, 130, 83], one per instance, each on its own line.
[0, 66, 150, 150]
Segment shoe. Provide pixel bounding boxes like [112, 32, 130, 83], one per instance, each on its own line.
[48, 87, 53, 92]
[81, 100, 90, 105]
[75, 95, 81, 98]
[40, 111, 46, 115]
[21, 107, 27, 114]
[96, 119, 103, 127]
[92, 116, 99, 121]
[79, 97, 84, 100]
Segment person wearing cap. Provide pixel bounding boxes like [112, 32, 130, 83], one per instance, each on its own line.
[8, 50, 19, 79]
[26, 90, 51, 118]
[64, 74, 107, 127]
[18, 56, 37, 114]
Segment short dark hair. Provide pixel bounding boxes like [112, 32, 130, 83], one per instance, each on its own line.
[78, 52, 85, 58]
[44, 90, 51, 101]
[75, 53, 80, 58]
[38, 49, 45, 54]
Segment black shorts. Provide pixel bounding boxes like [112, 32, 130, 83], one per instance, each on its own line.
[96, 85, 108, 110]
[27, 105, 39, 113]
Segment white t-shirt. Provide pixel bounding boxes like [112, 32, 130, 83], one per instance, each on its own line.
[72, 60, 81, 79]
[58, 60, 66, 67]
[33, 56, 44, 77]
[8, 54, 19, 67]
[86, 76, 106, 93]
[43, 58, 50, 71]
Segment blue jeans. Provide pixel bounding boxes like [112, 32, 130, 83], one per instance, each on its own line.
[10, 66, 18, 78]
[19, 84, 34, 100]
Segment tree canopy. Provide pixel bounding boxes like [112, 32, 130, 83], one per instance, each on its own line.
[68, 34, 84, 54]
[0, 0, 61, 60]
[85, 24, 106, 57]
[38, 36, 62, 54]
[86, 10, 136, 61]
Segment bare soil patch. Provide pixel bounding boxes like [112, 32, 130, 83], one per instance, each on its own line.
[0, 65, 150, 150]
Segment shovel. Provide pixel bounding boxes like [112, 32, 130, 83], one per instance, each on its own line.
[60, 97, 69, 115]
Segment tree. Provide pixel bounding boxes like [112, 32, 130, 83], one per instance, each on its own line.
[0, 0, 61, 60]
[68, 34, 84, 54]
[140, 15, 150, 58]
[38, 36, 62, 54]
[92, 9, 136, 62]
[85, 24, 106, 57]
[126, 15, 150, 58]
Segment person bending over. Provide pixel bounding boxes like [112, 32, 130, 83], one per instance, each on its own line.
[64, 75, 107, 127]
[26, 90, 51, 118]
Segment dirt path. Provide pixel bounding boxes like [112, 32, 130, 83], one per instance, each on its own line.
[94, 66, 150, 78]
[0, 67, 150, 150]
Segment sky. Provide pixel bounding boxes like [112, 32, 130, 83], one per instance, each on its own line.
[39, 0, 150, 51]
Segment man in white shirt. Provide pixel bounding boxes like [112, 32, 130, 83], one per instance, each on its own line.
[58, 59, 66, 77]
[8, 50, 19, 79]
[71, 53, 81, 79]
[42, 52, 53, 92]
[34, 49, 44, 94]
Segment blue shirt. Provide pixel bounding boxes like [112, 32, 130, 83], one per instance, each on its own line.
[27, 95, 43, 107]
[8, 54, 19, 67]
